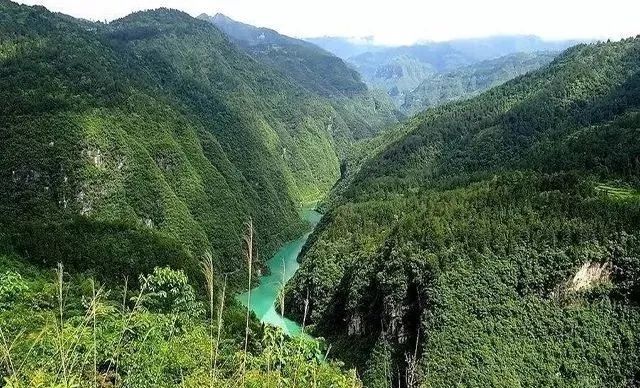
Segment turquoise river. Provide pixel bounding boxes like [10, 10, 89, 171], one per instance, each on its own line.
[236, 208, 322, 336]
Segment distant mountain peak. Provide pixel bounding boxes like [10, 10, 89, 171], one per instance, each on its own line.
[198, 11, 370, 98]
[196, 13, 234, 23]
[212, 13, 231, 21]
[199, 12, 257, 30]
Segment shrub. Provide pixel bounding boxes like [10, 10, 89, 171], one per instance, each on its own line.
[140, 267, 203, 317]
[0, 271, 28, 310]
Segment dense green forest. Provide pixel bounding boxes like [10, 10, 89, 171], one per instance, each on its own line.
[402, 51, 557, 115]
[343, 36, 576, 109]
[199, 13, 402, 143]
[0, 1, 397, 286]
[287, 37, 640, 387]
[0, 1, 391, 385]
[2, 0, 640, 386]
[200, 13, 367, 98]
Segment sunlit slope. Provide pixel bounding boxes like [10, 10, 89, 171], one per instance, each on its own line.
[288, 38, 640, 387]
[0, 2, 348, 284]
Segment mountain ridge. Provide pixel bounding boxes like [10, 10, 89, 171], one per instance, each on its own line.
[197, 12, 367, 98]
[0, 2, 374, 286]
[401, 50, 558, 114]
[198, 12, 402, 144]
[337, 35, 580, 109]
[287, 36, 640, 387]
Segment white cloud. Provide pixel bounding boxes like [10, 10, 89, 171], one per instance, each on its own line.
[16, 0, 640, 45]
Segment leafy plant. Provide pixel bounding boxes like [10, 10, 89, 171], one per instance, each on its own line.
[0, 271, 28, 310]
[140, 267, 203, 317]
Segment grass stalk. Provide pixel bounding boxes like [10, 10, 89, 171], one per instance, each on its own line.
[92, 279, 97, 388]
[0, 326, 15, 377]
[279, 259, 286, 359]
[201, 252, 215, 387]
[66, 282, 104, 379]
[214, 273, 228, 377]
[121, 276, 128, 315]
[242, 218, 254, 386]
[107, 276, 149, 378]
[302, 290, 309, 334]
[55, 262, 68, 385]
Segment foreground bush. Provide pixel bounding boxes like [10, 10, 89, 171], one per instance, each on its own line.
[0, 263, 360, 387]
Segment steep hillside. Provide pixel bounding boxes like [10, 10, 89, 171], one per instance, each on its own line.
[402, 51, 557, 115]
[353, 53, 437, 108]
[288, 37, 640, 387]
[0, 5, 369, 385]
[199, 13, 402, 143]
[199, 13, 365, 98]
[0, 1, 359, 286]
[348, 35, 577, 109]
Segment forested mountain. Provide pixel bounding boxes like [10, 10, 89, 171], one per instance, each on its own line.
[0, 1, 395, 287]
[199, 13, 402, 142]
[199, 13, 365, 97]
[287, 37, 640, 387]
[0, 1, 378, 385]
[346, 35, 578, 109]
[402, 51, 558, 114]
[2, 0, 639, 386]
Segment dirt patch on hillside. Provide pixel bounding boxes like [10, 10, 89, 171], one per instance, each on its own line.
[568, 262, 611, 292]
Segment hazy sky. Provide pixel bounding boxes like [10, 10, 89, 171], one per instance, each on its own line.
[17, 0, 640, 45]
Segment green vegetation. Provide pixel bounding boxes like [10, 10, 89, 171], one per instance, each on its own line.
[200, 13, 402, 144]
[2, 0, 640, 386]
[0, 1, 401, 385]
[346, 35, 577, 109]
[288, 37, 640, 386]
[596, 184, 640, 200]
[0, 258, 361, 387]
[0, 1, 400, 289]
[201, 13, 366, 98]
[402, 51, 557, 115]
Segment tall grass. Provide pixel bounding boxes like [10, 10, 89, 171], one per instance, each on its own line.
[279, 259, 286, 355]
[214, 274, 227, 375]
[0, 221, 362, 387]
[201, 252, 215, 387]
[302, 290, 309, 334]
[55, 263, 68, 385]
[107, 275, 149, 379]
[242, 218, 254, 386]
[0, 326, 15, 377]
[91, 279, 98, 388]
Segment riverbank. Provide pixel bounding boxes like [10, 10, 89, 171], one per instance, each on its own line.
[236, 207, 322, 336]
